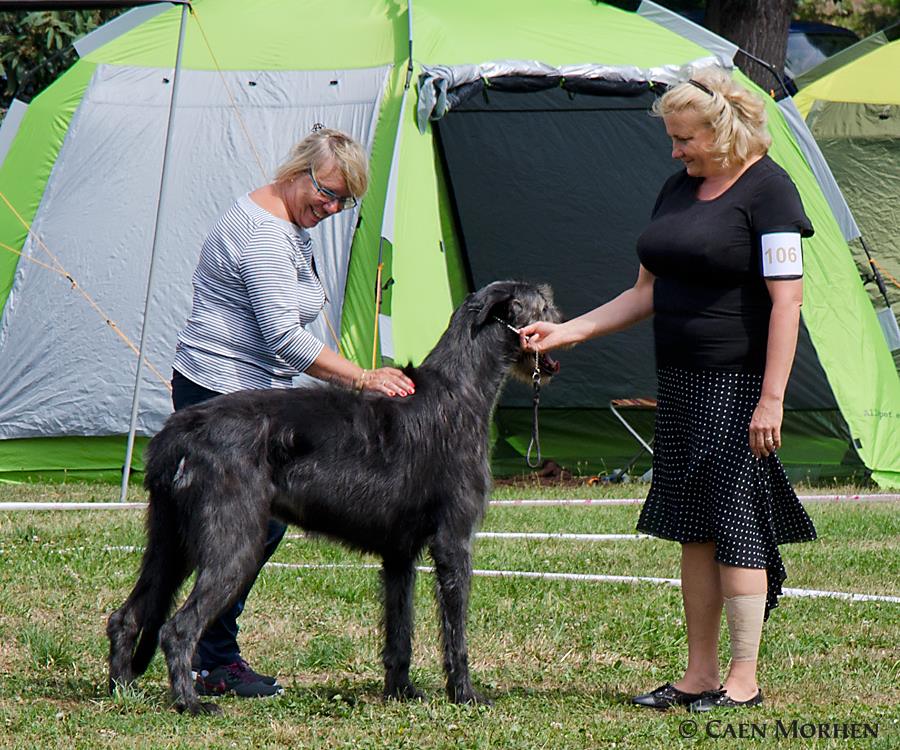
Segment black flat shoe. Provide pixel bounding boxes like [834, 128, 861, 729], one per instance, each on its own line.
[631, 682, 704, 710]
[689, 688, 763, 712]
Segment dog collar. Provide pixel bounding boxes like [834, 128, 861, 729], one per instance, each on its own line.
[492, 315, 520, 334]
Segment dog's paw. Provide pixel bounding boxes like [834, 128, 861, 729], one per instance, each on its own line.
[384, 682, 425, 702]
[175, 700, 223, 716]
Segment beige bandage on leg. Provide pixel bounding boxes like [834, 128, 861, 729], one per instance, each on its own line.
[724, 593, 766, 662]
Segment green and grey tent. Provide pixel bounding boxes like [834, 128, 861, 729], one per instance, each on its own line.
[793, 25, 900, 366]
[0, 0, 897, 487]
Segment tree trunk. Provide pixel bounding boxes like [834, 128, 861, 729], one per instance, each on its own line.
[705, 0, 796, 95]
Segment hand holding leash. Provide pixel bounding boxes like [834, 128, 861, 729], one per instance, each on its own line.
[519, 321, 569, 353]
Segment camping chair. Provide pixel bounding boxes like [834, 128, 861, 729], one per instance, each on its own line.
[606, 397, 656, 482]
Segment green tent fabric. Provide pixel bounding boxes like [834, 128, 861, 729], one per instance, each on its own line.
[794, 33, 900, 364]
[806, 102, 900, 310]
[792, 21, 899, 92]
[0, 0, 898, 487]
[794, 36, 900, 113]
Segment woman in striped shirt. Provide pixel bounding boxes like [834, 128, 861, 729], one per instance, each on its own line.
[172, 128, 415, 699]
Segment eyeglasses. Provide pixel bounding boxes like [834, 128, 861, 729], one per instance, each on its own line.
[308, 168, 357, 211]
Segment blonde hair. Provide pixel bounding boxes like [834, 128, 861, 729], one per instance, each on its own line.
[275, 128, 369, 198]
[652, 68, 771, 168]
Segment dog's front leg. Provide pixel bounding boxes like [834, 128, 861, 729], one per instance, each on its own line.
[430, 536, 491, 705]
[381, 557, 424, 700]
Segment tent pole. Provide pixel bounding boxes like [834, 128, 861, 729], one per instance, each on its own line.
[119, 1, 189, 502]
[371, 0, 414, 365]
[859, 236, 893, 309]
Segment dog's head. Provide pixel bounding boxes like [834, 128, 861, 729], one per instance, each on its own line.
[469, 280, 562, 384]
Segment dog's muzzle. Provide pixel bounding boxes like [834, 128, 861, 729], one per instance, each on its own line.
[492, 315, 561, 377]
[537, 352, 560, 377]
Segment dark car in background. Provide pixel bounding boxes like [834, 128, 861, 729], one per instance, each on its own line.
[785, 20, 860, 77]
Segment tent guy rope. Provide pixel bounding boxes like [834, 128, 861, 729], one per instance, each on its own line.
[0, 191, 172, 389]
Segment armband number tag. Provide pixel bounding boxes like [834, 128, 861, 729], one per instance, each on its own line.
[760, 232, 802, 278]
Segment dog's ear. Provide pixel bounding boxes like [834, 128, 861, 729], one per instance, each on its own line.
[537, 283, 555, 306]
[472, 284, 515, 328]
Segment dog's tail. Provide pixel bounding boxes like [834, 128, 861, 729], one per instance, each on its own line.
[131, 486, 189, 676]
[135, 429, 195, 675]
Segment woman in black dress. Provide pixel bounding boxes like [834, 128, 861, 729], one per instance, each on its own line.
[520, 68, 816, 712]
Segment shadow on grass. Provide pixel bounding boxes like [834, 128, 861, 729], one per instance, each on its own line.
[4, 674, 106, 701]
[492, 683, 637, 707]
[5, 673, 171, 714]
[15, 673, 672, 728]
[275, 678, 628, 709]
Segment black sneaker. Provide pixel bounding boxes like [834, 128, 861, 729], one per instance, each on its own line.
[194, 659, 283, 698]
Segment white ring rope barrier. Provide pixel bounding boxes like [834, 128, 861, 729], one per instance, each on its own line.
[0, 502, 148, 510]
[285, 532, 651, 542]
[265, 562, 900, 604]
[95, 546, 900, 605]
[2, 494, 897, 511]
[489, 494, 900, 506]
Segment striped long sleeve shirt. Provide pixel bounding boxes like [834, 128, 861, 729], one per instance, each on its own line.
[174, 194, 326, 393]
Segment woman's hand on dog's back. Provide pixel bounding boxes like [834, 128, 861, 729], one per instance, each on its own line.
[306, 347, 414, 397]
[358, 367, 415, 397]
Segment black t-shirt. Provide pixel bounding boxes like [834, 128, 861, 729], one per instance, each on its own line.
[636, 156, 814, 373]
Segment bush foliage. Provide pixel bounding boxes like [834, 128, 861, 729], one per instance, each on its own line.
[0, 9, 117, 111]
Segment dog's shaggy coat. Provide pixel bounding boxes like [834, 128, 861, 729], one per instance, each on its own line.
[107, 280, 560, 715]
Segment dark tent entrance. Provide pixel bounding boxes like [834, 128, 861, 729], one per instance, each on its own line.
[433, 84, 861, 480]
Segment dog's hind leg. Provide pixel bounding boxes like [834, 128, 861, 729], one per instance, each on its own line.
[159, 527, 266, 716]
[381, 556, 424, 701]
[108, 498, 190, 692]
[107, 566, 187, 691]
[429, 534, 491, 705]
[107, 598, 143, 691]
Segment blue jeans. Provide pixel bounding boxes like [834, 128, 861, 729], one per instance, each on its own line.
[171, 370, 287, 671]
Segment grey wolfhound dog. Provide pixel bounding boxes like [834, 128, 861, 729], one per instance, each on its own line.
[107, 280, 561, 715]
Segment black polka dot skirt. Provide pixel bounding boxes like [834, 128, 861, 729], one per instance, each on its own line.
[637, 367, 817, 617]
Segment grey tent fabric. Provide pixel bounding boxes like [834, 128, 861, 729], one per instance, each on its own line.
[0, 62, 390, 439]
[778, 97, 860, 243]
[416, 57, 723, 131]
[0, 99, 28, 169]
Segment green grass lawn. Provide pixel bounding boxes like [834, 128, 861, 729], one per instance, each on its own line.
[0, 482, 897, 749]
